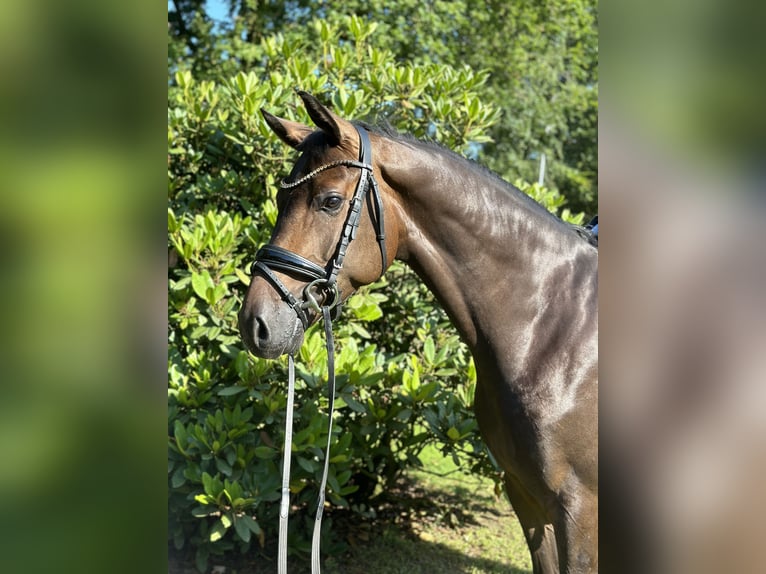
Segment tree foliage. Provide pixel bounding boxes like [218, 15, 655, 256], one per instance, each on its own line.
[169, 0, 598, 214]
[168, 4, 595, 571]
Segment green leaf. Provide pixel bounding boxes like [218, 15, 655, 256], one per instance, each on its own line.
[191, 503, 214, 517]
[395, 408, 413, 422]
[235, 72, 248, 95]
[212, 282, 227, 303]
[191, 271, 214, 301]
[241, 514, 261, 534]
[327, 471, 341, 493]
[175, 70, 192, 90]
[209, 518, 227, 542]
[342, 394, 365, 412]
[235, 268, 251, 285]
[173, 421, 188, 456]
[218, 386, 247, 396]
[216, 458, 233, 476]
[340, 484, 360, 496]
[254, 446, 275, 459]
[195, 546, 209, 573]
[171, 467, 186, 488]
[168, 208, 178, 232]
[297, 456, 316, 473]
[234, 516, 251, 543]
[423, 336, 435, 364]
[201, 472, 214, 494]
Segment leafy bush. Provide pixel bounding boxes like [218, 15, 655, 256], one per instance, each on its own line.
[168, 15, 586, 572]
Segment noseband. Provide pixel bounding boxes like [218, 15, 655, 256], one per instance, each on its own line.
[248, 125, 386, 574]
[250, 125, 387, 329]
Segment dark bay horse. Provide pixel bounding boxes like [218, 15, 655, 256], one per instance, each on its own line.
[238, 91, 598, 573]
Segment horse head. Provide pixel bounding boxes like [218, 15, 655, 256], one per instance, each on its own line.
[238, 91, 400, 359]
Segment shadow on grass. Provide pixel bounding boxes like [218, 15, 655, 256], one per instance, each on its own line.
[322, 525, 532, 574]
[169, 529, 530, 574]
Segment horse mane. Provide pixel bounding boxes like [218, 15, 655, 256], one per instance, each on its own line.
[354, 120, 598, 250]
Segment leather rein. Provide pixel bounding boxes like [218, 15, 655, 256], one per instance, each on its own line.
[249, 125, 386, 573]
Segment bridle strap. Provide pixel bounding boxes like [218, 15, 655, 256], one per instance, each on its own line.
[251, 261, 312, 331]
[355, 127, 387, 274]
[254, 245, 326, 281]
[278, 159, 369, 190]
[277, 354, 297, 574]
[311, 307, 336, 573]
[368, 176, 387, 273]
[256, 125, 386, 573]
[326, 166, 371, 285]
[325, 126, 387, 283]
[276, 309, 336, 574]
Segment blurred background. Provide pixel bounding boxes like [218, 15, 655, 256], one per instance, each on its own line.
[0, 1, 165, 573]
[599, 1, 766, 572]
[0, 0, 763, 572]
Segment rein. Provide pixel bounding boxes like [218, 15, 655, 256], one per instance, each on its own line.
[250, 125, 386, 573]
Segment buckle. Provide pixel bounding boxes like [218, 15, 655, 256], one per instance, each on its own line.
[301, 279, 341, 314]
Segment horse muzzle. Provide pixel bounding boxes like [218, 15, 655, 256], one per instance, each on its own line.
[238, 286, 305, 359]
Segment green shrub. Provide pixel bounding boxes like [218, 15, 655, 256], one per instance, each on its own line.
[168, 15, 586, 572]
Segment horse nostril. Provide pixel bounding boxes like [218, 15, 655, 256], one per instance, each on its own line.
[255, 316, 270, 343]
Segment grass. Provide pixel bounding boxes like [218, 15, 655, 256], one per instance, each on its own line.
[170, 445, 532, 573]
[324, 445, 530, 574]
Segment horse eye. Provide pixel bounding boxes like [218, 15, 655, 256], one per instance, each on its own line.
[320, 195, 344, 212]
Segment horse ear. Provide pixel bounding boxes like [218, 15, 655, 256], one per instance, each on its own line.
[260, 109, 313, 149]
[296, 91, 349, 146]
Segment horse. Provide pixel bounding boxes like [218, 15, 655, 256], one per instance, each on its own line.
[238, 91, 598, 574]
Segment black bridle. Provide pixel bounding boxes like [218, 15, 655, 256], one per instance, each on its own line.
[248, 124, 386, 574]
[250, 125, 387, 329]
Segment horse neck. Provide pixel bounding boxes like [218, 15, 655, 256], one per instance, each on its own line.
[380, 138, 597, 367]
